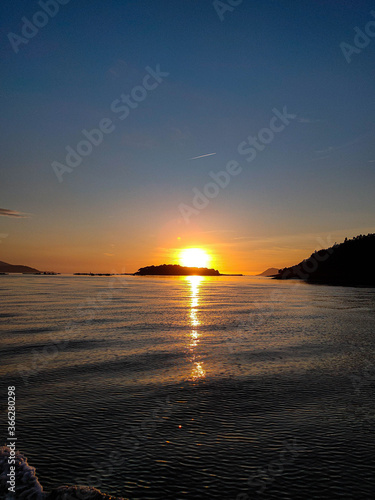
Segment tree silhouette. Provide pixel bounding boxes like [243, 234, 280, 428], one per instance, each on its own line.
[275, 233, 375, 286]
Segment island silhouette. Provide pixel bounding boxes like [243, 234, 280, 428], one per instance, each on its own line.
[257, 267, 279, 277]
[273, 233, 375, 286]
[134, 264, 222, 276]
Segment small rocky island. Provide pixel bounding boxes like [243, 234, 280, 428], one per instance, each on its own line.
[134, 264, 222, 276]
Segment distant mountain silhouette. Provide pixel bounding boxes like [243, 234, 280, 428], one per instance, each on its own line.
[135, 264, 221, 276]
[257, 267, 279, 277]
[0, 260, 40, 274]
[273, 233, 375, 286]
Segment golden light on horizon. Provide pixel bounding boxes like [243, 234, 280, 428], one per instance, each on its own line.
[179, 248, 210, 268]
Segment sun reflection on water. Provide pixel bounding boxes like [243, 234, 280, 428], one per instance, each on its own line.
[186, 276, 206, 380]
[191, 361, 205, 380]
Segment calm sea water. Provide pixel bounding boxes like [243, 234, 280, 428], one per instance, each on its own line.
[1, 275, 375, 499]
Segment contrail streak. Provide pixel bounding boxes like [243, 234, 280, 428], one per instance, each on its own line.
[189, 152, 217, 160]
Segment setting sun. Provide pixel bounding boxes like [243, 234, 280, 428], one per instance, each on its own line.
[179, 248, 210, 268]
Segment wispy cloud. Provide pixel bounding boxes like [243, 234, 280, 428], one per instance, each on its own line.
[314, 146, 335, 155]
[122, 133, 157, 149]
[0, 208, 29, 218]
[189, 152, 216, 160]
[296, 117, 322, 124]
[313, 135, 364, 160]
[170, 127, 192, 146]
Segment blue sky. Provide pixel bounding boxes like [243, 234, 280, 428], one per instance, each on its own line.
[1, 0, 375, 273]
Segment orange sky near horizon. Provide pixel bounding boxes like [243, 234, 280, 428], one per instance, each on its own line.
[1, 213, 374, 275]
[2, 2, 375, 280]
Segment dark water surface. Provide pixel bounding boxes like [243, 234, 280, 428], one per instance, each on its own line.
[1, 275, 375, 499]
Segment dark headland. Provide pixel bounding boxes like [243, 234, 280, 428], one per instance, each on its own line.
[0, 260, 59, 275]
[0, 260, 40, 273]
[134, 264, 242, 276]
[273, 233, 375, 287]
[0, 261, 60, 275]
[0, 260, 60, 274]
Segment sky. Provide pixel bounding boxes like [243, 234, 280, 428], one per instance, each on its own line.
[1, 0, 375, 274]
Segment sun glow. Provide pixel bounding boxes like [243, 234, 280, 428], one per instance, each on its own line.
[179, 248, 210, 268]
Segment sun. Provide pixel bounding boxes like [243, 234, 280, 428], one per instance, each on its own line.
[179, 248, 210, 268]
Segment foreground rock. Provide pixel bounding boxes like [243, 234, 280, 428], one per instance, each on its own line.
[0, 447, 125, 500]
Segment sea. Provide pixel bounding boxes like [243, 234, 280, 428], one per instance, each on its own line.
[1, 274, 375, 499]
